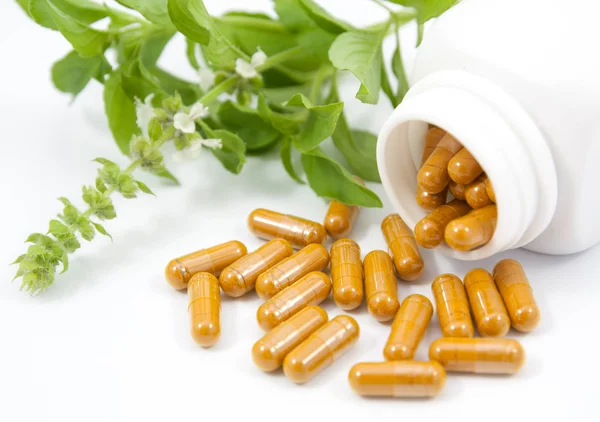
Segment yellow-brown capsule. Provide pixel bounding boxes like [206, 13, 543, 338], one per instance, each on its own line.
[465, 175, 494, 209]
[219, 239, 293, 298]
[256, 271, 331, 331]
[417, 133, 463, 194]
[384, 294, 433, 361]
[252, 306, 328, 372]
[283, 315, 359, 384]
[363, 250, 399, 322]
[381, 214, 424, 281]
[420, 127, 447, 165]
[493, 259, 540, 332]
[464, 268, 510, 337]
[255, 244, 329, 300]
[414, 200, 472, 249]
[448, 180, 467, 201]
[431, 274, 474, 338]
[485, 177, 496, 203]
[324, 177, 364, 239]
[429, 337, 525, 374]
[330, 239, 364, 310]
[165, 241, 247, 290]
[416, 187, 448, 212]
[248, 208, 327, 249]
[188, 273, 221, 347]
[445, 205, 497, 251]
[447, 148, 484, 185]
[348, 361, 446, 398]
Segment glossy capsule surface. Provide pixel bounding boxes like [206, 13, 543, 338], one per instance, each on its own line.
[493, 259, 540, 332]
[464, 268, 510, 337]
[448, 148, 484, 185]
[283, 315, 359, 384]
[364, 251, 399, 322]
[431, 274, 474, 338]
[465, 175, 494, 209]
[188, 273, 221, 347]
[330, 239, 364, 310]
[248, 208, 327, 249]
[324, 177, 364, 239]
[384, 294, 433, 361]
[414, 200, 471, 249]
[416, 187, 448, 212]
[420, 127, 447, 164]
[165, 240, 247, 290]
[381, 214, 424, 281]
[256, 271, 331, 331]
[349, 361, 446, 398]
[429, 338, 525, 374]
[485, 177, 496, 203]
[219, 239, 293, 297]
[417, 133, 463, 194]
[448, 180, 467, 201]
[252, 306, 328, 372]
[255, 244, 329, 300]
[445, 205, 497, 251]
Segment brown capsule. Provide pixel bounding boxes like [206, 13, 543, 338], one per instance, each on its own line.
[330, 239, 364, 310]
[219, 239, 293, 298]
[248, 208, 327, 249]
[493, 259, 540, 332]
[416, 187, 448, 212]
[363, 250, 400, 322]
[283, 315, 359, 384]
[465, 175, 494, 209]
[188, 273, 221, 347]
[414, 200, 472, 249]
[348, 361, 446, 398]
[485, 177, 496, 203]
[431, 274, 474, 338]
[417, 133, 463, 194]
[256, 271, 331, 331]
[384, 294, 433, 361]
[255, 244, 329, 300]
[448, 148, 484, 185]
[252, 306, 328, 372]
[448, 180, 467, 201]
[165, 241, 247, 290]
[464, 268, 510, 337]
[445, 204, 497, 251]
[324, 177, 364, 239]
[381, 214, 424, 281]
[429, 337, 525, 374]
[420, 127, 447, 165]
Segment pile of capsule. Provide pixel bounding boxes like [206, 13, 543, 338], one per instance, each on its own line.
[415, 127, 497, 251]
[165, 198, 539, 398]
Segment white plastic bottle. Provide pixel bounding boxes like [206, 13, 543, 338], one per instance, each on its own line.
[376, 0, 600, 260]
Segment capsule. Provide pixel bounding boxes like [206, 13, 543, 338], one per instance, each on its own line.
[493, 259, 540, 332]
[429, 337, 525, 374]
[420, 127, 447, 164]
[414, 200, 471, 249]
[384, 294, 433, 361]
[464, 268, 510, 337]
[330, 239, 364, 310]
[252, 306, 328, 372]
[248, 208, 327, 248]
[255, 244, 329, 299]
[219, 239, 293, 297]
[363, 250, 399, 322]
[256, 271, 331, 331]
[165, 240, 247, 290]
[448, 148, 484, 185]
[324, 177, 364, 239]
[445, 205, 497, 251]
[283, 315, 359, 384]
[348, 361, 446, 398]
[188, 273, 221, 347]
[485, 177, 496, 203]
[448, 180, 467, 201]
[431, 274, 474, 338]
[465, 175, 494, 209]
[416, 187, 448, 212]
[417, 133, 463, 194]
[381, 214, 424, 281]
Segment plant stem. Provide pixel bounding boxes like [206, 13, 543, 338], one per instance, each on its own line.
[259, 46, 304, 71]
[216, 15, 287, 32]
[200, 76, 239, 103]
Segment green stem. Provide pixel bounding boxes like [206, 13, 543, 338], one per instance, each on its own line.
[310, 66, 334, 104]
[258, 46, 304, 71]
[199, 75, 239, 104]
[215, 15, 286, 32]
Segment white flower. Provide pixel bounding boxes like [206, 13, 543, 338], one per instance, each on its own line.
[172, 138, 223, 162]
[135, 94, 155, 135]
[198, 68, 215, 91]
[235, 48, 267, 79]
[173, 102, 209, 134]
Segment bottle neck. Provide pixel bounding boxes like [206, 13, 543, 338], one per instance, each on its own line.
[377, 70, 557, 260]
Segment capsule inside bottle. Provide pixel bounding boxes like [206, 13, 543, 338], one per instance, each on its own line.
[465, 175, 494, 209]
[381, 214, 424, 281]
[363, 250, 399, 322]
[448, 148, 484, 185]
[384, 294, 433, 361]
[417, 133, 463, 194]
[330, 239, 364, 310]
[464, 268, 510, 337]
[431, 274, 474, 338]
[445, 204, 497, 251]
[486, 177, 496, 203]
[414, 200, 471, 249]
[448, 180, 467, 201]
[416, 187, 448, 212]
[247, 208, 327, 248]
[188, 273, 221, 347]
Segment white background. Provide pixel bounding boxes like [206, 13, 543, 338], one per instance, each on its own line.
[1, 1, 598, 421]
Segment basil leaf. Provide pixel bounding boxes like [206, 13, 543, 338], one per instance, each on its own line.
[298, 0, 352, 34]
[217, 101, 280, 151]
[280, 137, 304, 184]
[16, 0, 31, 16]
[391, 44, 409, 104]
[29, 0, 106, 30]
[167, 0, 210, 44]
[103, 71, 139, 154]
[273, 0, 315, 31]
[185, 38, 201, 70]
[257, 94, 304, 135]
[116, 0, 172, 27]
[262, 82, 314, 105]
[119, 60, 163, 100]
[385, 0, 459, 23]
[211, 130, 246, 174]
[140, 31, 176, 67]
[51, 51, 109, 98]
[147, 66, 200, 105]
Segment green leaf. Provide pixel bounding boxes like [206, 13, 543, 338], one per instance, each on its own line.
[147, 66, 200, 105]
[58, 251, 69, 274]
[29, 0, 107, 30]
[11, 254, 27, 265]
[25, 233, 55, 247]
[103, 71, 139, 154]
[120, 60, 163, 100]
[155, 168, 180, 184]
[167, 0, 211, 45]
[297, 27, 337, 63]
[135, 180, 156, 196]
[185, 38, 201, 70]
[96, 177, 107, 193]
[16, 0, 31, 16]
[77, 217, 96, 241]
[140, 31, 176, 67]
[280, 137, 304, 184]
[385, 0, 459, 23]
[91, 222, 113, 241]
[82, 186, 117, 220]
[48, 219, 70, 235]
[93, 157, 117, 166]
[298, 0, 352, 34]
[380, 61, 397, 108]
[301, 148, 382, 207]
[59, 202, 80, 226]
[117, 174, 138, 198]
[284, 94, 343, 152]
[209, 129, 246, 174]
[257, 94, 304, 135]
[116, 0, 171, 26]
[273, 0, 315, 31]
[262, 82, 313, 105]
[329, 28, 388, 104]
[391, 44, 409, 104]
[217, 101, 280, 151]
